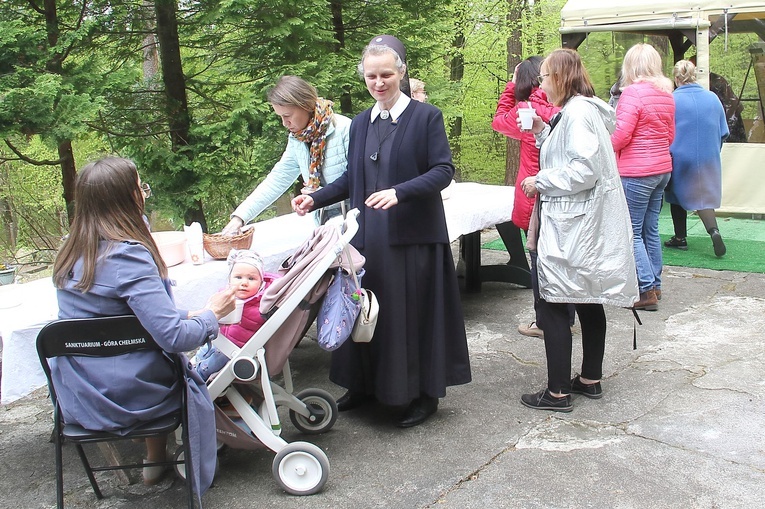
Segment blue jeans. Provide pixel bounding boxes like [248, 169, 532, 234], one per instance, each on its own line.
[191, 342, 230, 382]
[621, 173, 671, 293]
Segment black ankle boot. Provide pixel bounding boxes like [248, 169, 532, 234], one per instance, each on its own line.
[336, 391, 374, 412]
[396, 395, 438, 428]
[709, 228, 726, 257]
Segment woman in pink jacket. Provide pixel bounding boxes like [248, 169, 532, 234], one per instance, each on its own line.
[493, 56, 562, 338]
[611, 43, 675, 311]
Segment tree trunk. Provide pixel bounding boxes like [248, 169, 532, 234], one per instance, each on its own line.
[43, 0, 77, 223]
[504, 0, 523, 187]
[154, 0, 207, 230]
[58, 141, 77, 222]
[0, 196, 16, 261]
[450, 6, 467, 181]
[142, 0, 160, 85]
[330, 1, 353, 115]
[154, 0, 190, 152]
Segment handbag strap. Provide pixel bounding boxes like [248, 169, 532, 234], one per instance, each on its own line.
[344, 246, 361, 291]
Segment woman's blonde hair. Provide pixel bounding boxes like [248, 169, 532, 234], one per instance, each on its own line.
[267, 75, 318, 113]
[409, 78, 425, 95]
[543, 48, 595, 106]
[53, 157, 167, 290]
[620, 43, 673, 93]
[673, 60, 697, 86]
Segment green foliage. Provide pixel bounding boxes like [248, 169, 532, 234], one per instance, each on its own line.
[0, 1, 102, 143]
[1, 139, 65, 258]
[456, 0, 566, 184]
[9, 0, 760, 251]
[709, 33, 763, 122]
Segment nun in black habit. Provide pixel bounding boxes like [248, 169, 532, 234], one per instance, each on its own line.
[292, 35, 471, 428]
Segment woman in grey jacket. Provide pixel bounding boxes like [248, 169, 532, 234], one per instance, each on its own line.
[222, 76, 351, 233]
[519, 49, 638, 412]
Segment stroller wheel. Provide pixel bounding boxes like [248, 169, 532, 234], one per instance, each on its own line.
[289, 389, 338, 435]
[174, 447, 219, 481]
[272, 442, 329, 495]
[174, 447, 187, 481]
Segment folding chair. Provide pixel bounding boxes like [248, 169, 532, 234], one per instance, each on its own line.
[36, 315, 194, 509]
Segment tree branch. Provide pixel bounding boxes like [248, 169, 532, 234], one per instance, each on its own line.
[27, 0, 44, 15]
[3, 140, 63, 166]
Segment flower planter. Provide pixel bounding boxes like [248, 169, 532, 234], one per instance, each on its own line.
[0, 266, 16, 285]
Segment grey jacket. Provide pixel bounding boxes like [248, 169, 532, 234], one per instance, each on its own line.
[533, 95, 638, 307]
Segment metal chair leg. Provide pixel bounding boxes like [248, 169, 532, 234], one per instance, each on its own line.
[74, 443, 103, 499]
[55, 431, 65, 509]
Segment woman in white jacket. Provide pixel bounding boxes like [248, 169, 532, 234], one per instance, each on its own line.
[222, 76, 351, 233]
[519, 49, 638, 412]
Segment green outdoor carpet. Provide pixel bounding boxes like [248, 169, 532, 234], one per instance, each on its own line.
[482, 206, 765, 274]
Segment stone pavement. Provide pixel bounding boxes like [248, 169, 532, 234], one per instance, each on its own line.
[1, 247, 763, 509]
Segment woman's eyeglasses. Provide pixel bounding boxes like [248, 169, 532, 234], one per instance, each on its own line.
[140, 182, 152, 199]
[536, 73, 550, 85]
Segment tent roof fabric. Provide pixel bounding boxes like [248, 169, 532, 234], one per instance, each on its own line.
[560, 0, 765, 29]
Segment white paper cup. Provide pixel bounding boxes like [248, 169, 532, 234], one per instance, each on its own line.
[518, 107, 535, 130]
[189, 241, 205, 265]
[218, 299, 244, 324]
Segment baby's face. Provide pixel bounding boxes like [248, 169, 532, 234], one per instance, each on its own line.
[229, 263, 263, 299]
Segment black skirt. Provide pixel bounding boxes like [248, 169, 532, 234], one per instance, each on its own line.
[329, 118, 471, 405]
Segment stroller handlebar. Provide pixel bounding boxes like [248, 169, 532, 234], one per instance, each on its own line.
[340, 208, 360, 244]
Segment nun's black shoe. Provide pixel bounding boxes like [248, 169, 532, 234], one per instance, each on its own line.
[396, 396, 438, 428]
[336, 391, 374, 412]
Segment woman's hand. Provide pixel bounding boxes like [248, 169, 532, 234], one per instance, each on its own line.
[516, 112, 545, 134]
[221, 216, 244, 236]
[205, 286, 237, 321]
[292, 195, 314, 216]
[521, 176, 538, 198]
[365, 188, 398, 210]
[300, 185, 320, 194]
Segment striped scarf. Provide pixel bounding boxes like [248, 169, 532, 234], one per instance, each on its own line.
[292, 99, 334, 189]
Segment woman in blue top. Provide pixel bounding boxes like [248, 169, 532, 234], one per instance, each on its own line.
[51, 157, 236, 497]
[665, 59, 729, 257]
[222, 76, 352, 233]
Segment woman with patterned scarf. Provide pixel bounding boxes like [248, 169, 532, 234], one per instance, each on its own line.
[222, 76, 351, 234]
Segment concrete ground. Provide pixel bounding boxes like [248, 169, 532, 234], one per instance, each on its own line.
[1, 241, 763, 509]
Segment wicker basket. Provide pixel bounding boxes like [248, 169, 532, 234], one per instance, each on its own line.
[203, 226, 254, 259]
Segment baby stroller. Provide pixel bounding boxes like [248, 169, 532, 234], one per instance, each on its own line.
[179, 209, 362, 495]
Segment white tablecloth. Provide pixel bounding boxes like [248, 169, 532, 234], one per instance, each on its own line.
[0, 183, 513, 405]
[0, 279, 60, 405]
[170, 212, 315, 311]
[442, 182, 513, 242]
[0, 213, 315, 405]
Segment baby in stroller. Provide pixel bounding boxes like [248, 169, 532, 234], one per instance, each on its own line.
[197, 210, 361, 496]
[191, 249, 276, 381]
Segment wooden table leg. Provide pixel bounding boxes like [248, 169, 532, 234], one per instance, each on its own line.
[462, 222, 532, 293]
[462, 231, 482, 293]
[97, 442, 135, 484]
